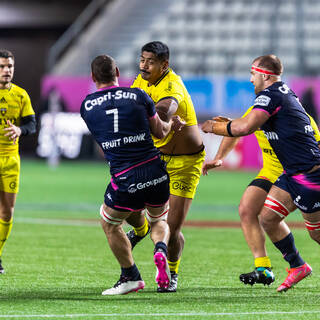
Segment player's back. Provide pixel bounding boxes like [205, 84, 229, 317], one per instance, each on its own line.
[80, 87, 159, 175]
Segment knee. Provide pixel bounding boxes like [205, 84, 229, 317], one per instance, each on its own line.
[309, 231, 320, 245]
[0, 207, 14, 221]
[238, 203, 255, 222]
[259, 211, 275, 232]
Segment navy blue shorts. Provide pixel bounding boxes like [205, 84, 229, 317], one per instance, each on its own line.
[275, 168, 320, 213]
[104, 157, 170, 212]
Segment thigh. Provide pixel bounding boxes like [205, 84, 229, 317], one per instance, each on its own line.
[240, 184, 269, 217]
[260, 185, 296, 224]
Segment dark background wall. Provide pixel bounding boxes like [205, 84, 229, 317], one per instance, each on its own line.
[0, 0, 91, 153]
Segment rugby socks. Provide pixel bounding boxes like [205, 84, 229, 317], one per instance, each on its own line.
[133, 217, 149, 237]
[154, 241, 168, 256]
[254, 256, 271, 269]
[0, 218, 13, 256]
[273, 232, 305, 268]
[121, 263, 142, 281]
[168, 258, 181, 274]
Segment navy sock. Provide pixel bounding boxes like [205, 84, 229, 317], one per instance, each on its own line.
[154, 241, 168, 256]
[121, 263, 141, 281]
[273, 233, 305, 268]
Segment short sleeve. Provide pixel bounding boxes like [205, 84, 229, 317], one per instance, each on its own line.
[252, 92, 278, 115]
[156, 80, 184, 105]
[21, 90, 35, 117]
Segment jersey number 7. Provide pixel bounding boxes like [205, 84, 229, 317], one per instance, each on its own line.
[106, 108, 119, 133]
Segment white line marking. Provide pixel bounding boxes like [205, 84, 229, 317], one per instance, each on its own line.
[0, 311, 320, 318]
[15, 217, 99, 227]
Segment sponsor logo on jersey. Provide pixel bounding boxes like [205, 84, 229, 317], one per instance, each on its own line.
[263, 130, 279, 140]
[172, 181, 192, 192]
[254, 95, 271, 107]
[128, 174, 168, 193]
[304, 125, 314, 134]
[84, 90, 137, 111]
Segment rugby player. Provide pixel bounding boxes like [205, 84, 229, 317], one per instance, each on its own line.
[0, 49, 36, 274]
[202, 54, 320, 292]
[80, 55, 184, 295]
[126, 41, 205, 292]
[203, 108, 320, 287]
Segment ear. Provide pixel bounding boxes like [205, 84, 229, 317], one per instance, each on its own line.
[162, 60, 169, 72]
[115, 66, 120, 78]
[91, 72, 96, 83]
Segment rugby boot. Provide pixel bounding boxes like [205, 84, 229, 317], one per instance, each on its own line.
[240, 267, 275, 286]
[154, 250, 171, 290]
[157, 271, 178, 293]
[0, 259, 4, 274]
[102, 275, 145, 295]
[277, 263, 312, 292]
[126, 226, 150, 250]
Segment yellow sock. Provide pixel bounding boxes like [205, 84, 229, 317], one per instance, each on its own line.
[168, 258, 181, 274]
[133, 217, 149, 237]
[0, 218, 13, 256]
[255, 256, 271, 269]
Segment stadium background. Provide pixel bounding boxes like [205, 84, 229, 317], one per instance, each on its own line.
[1, 1, 320, 319]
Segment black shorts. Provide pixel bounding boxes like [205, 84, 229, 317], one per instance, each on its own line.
[248, 178, 273, 193]
[104, 157, 170, 212]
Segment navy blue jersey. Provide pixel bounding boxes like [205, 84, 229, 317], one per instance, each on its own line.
[252, 81, 320, 175]
[80, 86, 159, 175]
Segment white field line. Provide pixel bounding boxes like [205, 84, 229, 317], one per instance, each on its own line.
[14, 217, 99, 227]
[0, 311, 320, 318]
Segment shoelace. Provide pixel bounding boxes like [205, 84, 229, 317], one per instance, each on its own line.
[114, 276, 130, 288]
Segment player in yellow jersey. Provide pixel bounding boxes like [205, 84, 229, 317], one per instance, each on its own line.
[126, 41, 205, 292]
[0, 49, 36, 274]
[202, 106, 320, 286]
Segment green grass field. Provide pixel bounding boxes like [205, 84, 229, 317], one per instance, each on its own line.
[1, 159, 319, 320]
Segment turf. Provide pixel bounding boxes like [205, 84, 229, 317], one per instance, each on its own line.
[0, 159, 319, 319]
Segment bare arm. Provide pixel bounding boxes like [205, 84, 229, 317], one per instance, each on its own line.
[202, 136, 239, 175]
[155, 98, 178, 122]
[149, 113, 185, 139]
[202, 110, 269, 137]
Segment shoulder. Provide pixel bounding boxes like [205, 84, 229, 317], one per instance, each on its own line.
[11, 83, 29, 98]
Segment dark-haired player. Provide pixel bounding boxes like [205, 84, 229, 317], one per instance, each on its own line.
[202, 54, 320, 292]
[80, 54, 184, 295]
[126, 41, 205, 292]
[0, 49, 36, 274]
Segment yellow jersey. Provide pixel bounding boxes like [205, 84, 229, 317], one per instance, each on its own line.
[0, 83, 35, 155]
[132, 69, 198, 148]
[243, 106, 320, 182]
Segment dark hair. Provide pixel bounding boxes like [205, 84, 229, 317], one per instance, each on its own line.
[0, 49, 14, 60]
[253, 54, 283, 75]
[91, 55, 116, 83]
[141, 41, 169, 61]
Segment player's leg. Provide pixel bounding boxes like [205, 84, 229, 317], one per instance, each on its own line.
[0, 155, 19, 274]
[145, 203, 171, 290]
[259, 186, 310, 292]
[238, 183, 275, 285]
[100, 204, 145, 295]
[125, 210, 150, 249]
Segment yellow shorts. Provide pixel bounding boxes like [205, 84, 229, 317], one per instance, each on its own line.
[255, 164, 283, 184]
[161, 149, 205, 199]
[0, 154, 20, 193]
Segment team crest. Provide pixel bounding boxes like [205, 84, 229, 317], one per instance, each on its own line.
[0, 108, 6, 116]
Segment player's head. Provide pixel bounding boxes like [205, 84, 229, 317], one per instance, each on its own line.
[91, 55, 119, 86]
[250, 55, 282, 94]
[0, 49, 15, 88]
[139, 41, 169, 84]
